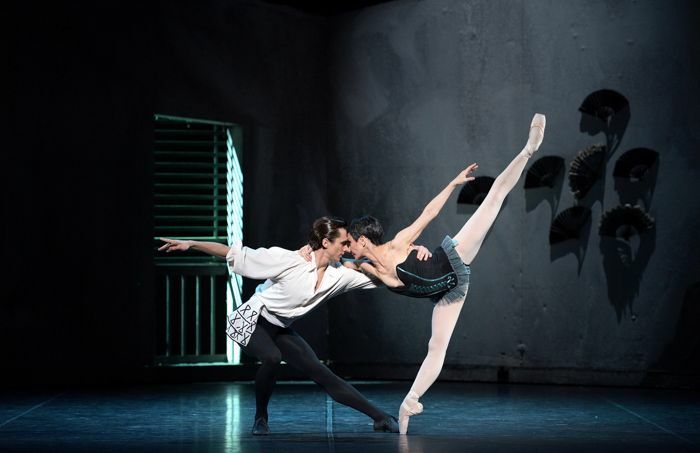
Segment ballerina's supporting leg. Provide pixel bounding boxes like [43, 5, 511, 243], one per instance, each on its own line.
[398, 297, 466, 434]
[398, 151, 530, 434]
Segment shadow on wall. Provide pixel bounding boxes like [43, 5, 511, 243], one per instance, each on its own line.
[613, 147, 660, 210]
[531, 89, 663, 324]
[652, 282, 700, 374]
[549, 206, 592, 274]
[599, 208, 656, 322]
[569, 144, 607, 209]
[578, 89, 631, 157]
[525, 155, 565, 217]
[534, 90, 633, 278]
[458, 176, 495, 206]
[600, 144, 659, 321]
[472, 89, 662, 324]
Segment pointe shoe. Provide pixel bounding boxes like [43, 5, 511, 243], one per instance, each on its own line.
[373, 414, 399, 433]
[398, 391, 423, 435]
[251, 417, 270, 435]
[524, 113, 546, 157]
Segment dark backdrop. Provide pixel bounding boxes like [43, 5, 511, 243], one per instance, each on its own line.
[4, 0, 333, 384]
[4, 0, 699, 387]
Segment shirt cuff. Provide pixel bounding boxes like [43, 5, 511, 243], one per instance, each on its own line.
[226, 240, 243, 272]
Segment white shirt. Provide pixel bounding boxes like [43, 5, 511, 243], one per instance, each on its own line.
[226, 244, 377, 327]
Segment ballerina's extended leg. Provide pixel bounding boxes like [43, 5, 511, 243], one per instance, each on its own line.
[454, 113, 545, 263]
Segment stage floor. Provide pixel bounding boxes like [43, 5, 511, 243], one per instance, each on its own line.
[1, 381, 698, 452]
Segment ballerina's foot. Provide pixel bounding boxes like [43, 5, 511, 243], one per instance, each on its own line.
[524, 113, 546, 157]
[398, 393, 424, 435]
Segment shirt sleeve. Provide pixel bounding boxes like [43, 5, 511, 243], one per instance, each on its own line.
[226, 243, 299, 280]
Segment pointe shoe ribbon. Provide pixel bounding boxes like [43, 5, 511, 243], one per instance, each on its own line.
[398, 391, 424, 435]
[525, 113, 546, 157]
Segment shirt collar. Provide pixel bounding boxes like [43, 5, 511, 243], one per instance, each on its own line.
[308, 251, 341, 275]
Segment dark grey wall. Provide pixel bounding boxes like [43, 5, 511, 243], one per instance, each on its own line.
[326, 0, 700, 385]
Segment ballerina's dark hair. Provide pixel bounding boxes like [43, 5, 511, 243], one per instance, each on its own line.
[309, 216, 348, 250]
[348, 216, 384, 245]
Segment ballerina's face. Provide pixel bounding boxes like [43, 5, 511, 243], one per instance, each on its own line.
[346, 235, 365, 260]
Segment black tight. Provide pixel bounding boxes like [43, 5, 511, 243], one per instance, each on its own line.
[243, 317, 386, 422]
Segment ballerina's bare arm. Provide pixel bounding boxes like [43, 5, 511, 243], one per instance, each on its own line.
[391, 163, 478, 248]
[358, 261, 381, 278]
[341, 243, 431, 272]
[301, 244, 432, 264]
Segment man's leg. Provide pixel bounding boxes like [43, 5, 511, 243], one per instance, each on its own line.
[276, 328, 398, 432]
[241, 318, 283, 434]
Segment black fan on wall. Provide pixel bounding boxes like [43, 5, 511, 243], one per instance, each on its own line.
[599, 204, 655, 239]
[457, 176, 495, 205]
[525, 156, 565, 189]
[569, 144, 606, 199]
[549, 206, 591, 245]
[613, 148, 659, 182]
[579, 89, 630, 126]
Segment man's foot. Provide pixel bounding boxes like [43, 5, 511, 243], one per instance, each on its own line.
[373, 414, 399, 433]
[524, 113, 546, 157]
[398, 391, 423, 435]
[252, 417, 270, 435]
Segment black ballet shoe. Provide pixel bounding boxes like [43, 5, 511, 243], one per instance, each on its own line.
[373, 415, 399, 433]
[252, 417, 270, 435]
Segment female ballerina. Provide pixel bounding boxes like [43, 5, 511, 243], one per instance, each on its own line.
[345, 113, 546, 434]
[159, 217, 431, 435]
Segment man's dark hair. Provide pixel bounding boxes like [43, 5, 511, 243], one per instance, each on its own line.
[348, 216, 384, 245]
[309, 216, 347, 250]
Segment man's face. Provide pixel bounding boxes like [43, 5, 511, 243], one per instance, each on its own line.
[325, 229, 352, 262]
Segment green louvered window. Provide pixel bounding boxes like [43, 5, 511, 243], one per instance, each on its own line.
[153, 114, 242, 247]
[153, 114, 244, 365]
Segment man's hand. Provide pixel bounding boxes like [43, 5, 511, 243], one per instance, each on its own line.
[410, 244, 432, 261]
[158, 238, 192, 253]
[298, 244, 313, 262]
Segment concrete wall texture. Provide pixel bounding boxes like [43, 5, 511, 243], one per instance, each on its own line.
[325, 0, 700, 384]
